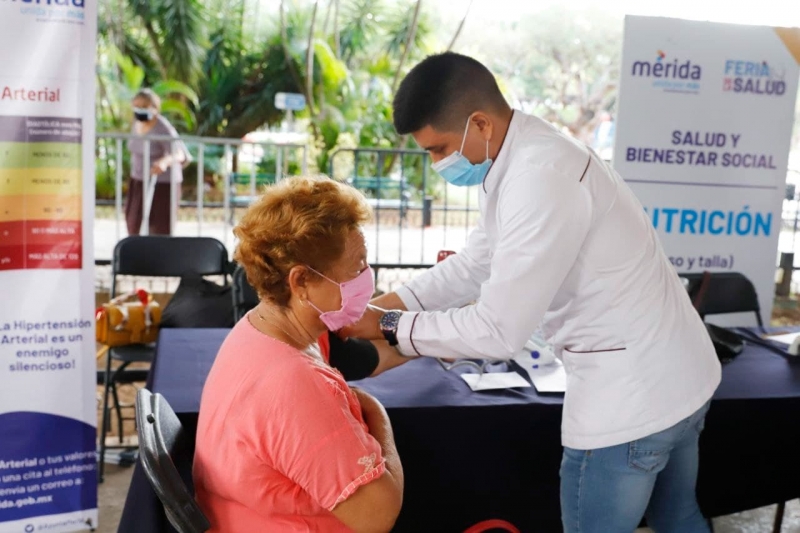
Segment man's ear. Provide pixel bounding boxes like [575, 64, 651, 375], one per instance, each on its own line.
[471, 112, 494, 142]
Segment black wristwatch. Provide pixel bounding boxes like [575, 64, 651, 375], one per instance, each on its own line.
[379, 310, 402, 346]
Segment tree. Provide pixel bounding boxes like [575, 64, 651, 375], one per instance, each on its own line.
[125, 0, 208, 86]
[389, 0, 424, 93]
[337, 0, 385, 67]
[463, 6, 622, 142]
[97, 0, 437, 177]
[446, 0, 473, 52]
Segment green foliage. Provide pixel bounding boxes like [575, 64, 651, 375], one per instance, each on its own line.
[103, 0, 650, 201]
[464, 6, 621, 140]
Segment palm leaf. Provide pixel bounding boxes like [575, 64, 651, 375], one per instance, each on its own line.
[154, 0, 207, 83]
[160, 99, 196, 130]
[109, 43, 146, 91]
[151, 80, 200, 107]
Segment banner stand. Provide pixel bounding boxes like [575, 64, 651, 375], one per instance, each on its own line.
[0, 2, 99, 532]
[614, 16, 800, 324]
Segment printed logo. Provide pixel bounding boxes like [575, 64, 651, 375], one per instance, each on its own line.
[723, 60, 786, 96]
[0, 0, 84, 6]
[0, 0, 86, 24]
[631, 50, 702, 94]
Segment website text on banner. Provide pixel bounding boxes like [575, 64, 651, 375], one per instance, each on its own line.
[613, 16, 800, 324]
[0, 1, 99, 532]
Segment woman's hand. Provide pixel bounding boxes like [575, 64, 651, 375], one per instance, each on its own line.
[150, 158, 169, 176]
[350, 387, 386, 427]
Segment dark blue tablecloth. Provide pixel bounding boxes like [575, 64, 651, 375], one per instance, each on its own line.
[120, 328, 800, 533]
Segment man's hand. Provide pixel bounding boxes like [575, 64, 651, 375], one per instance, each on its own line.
[338, 290, 410, 341]
[370, 292, 407, 311]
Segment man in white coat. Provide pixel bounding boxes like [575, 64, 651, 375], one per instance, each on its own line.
[344, 52, 721, 532]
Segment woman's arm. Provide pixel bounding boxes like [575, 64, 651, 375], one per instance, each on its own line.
[150, 119, 190, 174]
[326, 334, 411, 380]
[371, 339, 413, 376]
[332, 389, 404, 533]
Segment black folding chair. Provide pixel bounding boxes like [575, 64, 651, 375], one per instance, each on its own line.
[99, 236, 230, 481]
[135, 389, 210, 533]
[681, 271, 764, 329]
[231, 264, 259, 322]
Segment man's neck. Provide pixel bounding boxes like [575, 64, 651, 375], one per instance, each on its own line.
[489, 108, 514, 161]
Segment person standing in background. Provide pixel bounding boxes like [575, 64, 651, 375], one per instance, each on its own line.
[125, 88, 190, 235]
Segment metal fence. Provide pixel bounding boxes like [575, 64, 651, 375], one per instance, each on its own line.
[328, 146, 480, 264]
[94, 260, 430, 300]
[95, 132, 308, 244]
[95, 132, 800, 285]
[95, 134, 481, 266]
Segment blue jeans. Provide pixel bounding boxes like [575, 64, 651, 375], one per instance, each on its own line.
[560, 401, 711, 533]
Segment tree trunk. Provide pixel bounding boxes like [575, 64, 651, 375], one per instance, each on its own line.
[96, 73, 120, 128]
[278, 0, 320, 143]
[333, 0, 340, 58]
[252, 0, 260, 41]
[143, 21, 169, 79]
[279, 0, 307, 99]
[306, 0, 320, 113]
[386, 0, 423, 169]
[391, 0, 423, 94]
[446, 0, 473, 51]
[240, 0, 246, 36]
[321, 0, 333, 37]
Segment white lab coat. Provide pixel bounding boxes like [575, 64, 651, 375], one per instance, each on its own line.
[395, 111, 721, 449]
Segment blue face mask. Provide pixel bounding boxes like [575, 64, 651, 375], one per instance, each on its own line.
[431, 116, 492, 187]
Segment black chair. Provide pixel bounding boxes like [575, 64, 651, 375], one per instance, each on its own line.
[680, 272, 764, 328]
[135, 389, 210, 533]
[232, 264, 259, 322]
[681, 272, 788, 531]
[99, 236, 230, 481]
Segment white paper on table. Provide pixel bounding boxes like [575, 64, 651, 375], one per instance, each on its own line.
[513, 353, 567, 393]
[766, 332, 800, 345]
[460, 372, 531, 392]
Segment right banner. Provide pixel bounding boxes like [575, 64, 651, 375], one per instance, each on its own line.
[613, 16, 800, 322]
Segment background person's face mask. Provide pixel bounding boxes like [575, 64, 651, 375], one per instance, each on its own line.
[133, 107, 154, 122]
[431, 116, 492, 187]
[306, 266, 374, 331]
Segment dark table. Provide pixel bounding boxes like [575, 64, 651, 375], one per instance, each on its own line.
[119, 328, 800, 533]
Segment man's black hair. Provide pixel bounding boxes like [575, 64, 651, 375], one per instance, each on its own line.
[392, 52, 508, 135]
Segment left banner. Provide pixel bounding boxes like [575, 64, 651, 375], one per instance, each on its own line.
[0, 1, 98, 532]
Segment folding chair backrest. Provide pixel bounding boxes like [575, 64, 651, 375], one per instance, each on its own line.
[462, 519, 521, 533]
[136, 389, 210, 533]
[232, 265, 259, 322]
[112, 236, 229, 296]
[681, 271, 763, 327]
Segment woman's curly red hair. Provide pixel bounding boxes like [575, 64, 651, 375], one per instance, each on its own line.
[233, 176, 371, 307]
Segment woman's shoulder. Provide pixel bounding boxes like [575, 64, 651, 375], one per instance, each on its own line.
[217, 317, 295, 364]
[154, 115, 178, 135]
[215, 318, 343, 391]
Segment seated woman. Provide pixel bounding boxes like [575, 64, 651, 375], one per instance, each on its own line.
[193, 176, 404, 532]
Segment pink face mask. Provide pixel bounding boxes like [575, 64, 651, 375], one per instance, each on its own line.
[306, 266, 374, 331]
